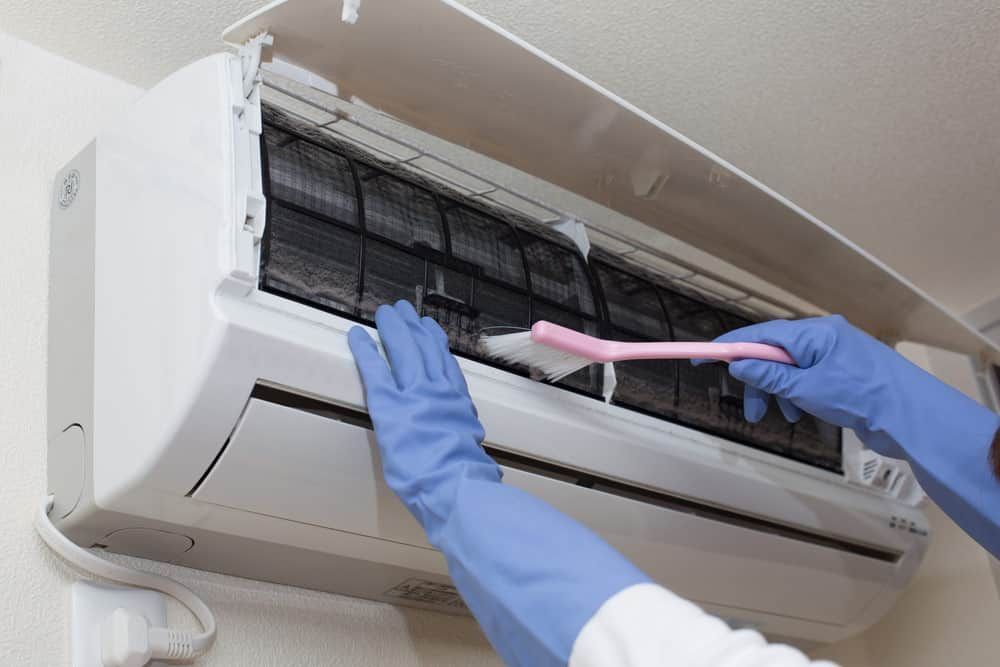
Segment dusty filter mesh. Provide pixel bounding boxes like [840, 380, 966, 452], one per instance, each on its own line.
[257, 104, 842, 472]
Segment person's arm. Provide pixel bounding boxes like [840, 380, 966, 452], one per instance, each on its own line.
[705, 315, 1000, 558]
[348, 301, 837, 667]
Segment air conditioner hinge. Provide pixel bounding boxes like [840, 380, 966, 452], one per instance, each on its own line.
[231, 33, 272, 282]
[239, 32, 273, 100]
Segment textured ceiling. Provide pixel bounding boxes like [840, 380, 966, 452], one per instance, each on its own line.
[1, 0, 998, 313]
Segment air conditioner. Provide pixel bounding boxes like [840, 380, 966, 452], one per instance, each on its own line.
[46, 0, 999, 648]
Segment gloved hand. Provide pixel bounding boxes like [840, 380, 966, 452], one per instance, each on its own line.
[703, 315, 1000, 557]
[347, 300, 497, 542]
[348, 301, 650, 667]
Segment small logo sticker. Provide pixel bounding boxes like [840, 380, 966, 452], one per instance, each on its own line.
[58, 170, 81, 209]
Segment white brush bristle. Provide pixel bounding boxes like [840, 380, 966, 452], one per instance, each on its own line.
[479, 331, 592, 382]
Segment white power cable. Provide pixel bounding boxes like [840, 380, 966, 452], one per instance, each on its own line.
[35, 496, 216, 664]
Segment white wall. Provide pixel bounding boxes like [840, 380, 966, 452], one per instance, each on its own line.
[0, 32, 501, 666]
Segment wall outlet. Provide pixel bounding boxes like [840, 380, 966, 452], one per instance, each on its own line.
[71, 582, 167, 667]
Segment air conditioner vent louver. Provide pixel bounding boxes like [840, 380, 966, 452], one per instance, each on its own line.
[244, 383, 899, 564]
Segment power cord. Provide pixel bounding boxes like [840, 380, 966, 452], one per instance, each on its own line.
[35, 496, 216, 666]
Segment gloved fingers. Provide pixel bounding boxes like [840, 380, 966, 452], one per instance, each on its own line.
[776, 396, 803, 423]
[690, 357, 721, 368]
[713, 320, 794, 345]
[393, 300, 445, 380]
[712, 320, 801, 363]
[417, 315, 454, 382]
[374, 303, 424, 388]
[728, 359, 802, 398]
[713, 316, 849, 368]
[347, 326, 394, 391]
[742, 384, 769, 423]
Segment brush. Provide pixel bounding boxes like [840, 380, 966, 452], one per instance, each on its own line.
[480, 321, 795, 382]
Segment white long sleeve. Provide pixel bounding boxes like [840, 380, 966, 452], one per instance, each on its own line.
[569, 583, 839, 667]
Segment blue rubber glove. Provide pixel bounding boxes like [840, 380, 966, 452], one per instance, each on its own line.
[348, 301, 650, 667]
[705, 315, 1000, 557]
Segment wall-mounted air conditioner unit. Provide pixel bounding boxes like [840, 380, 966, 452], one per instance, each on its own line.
[46, 0, 999, 648]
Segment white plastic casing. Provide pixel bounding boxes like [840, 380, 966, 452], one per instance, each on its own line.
[47, 53, 929, 647]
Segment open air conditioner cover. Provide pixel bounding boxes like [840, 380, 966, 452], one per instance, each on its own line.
[226, 0, 999, 360]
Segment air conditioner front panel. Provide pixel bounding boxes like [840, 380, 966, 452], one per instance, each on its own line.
[206, 290, 925, 561]
[194, 397, 431, 547]
[193, 393, 900, 626]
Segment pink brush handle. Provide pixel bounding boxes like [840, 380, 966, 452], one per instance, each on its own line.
[530, 321, 795, 365]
